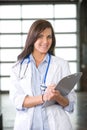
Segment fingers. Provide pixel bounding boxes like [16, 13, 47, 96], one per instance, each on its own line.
[46, 84, 56, 92]
[45, 89, 60, 101]
[43, 84, 61, 101]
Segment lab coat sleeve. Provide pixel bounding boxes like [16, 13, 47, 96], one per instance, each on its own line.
[9, 67, 28, 111]
[64, 89, 76, 112]
[61, 61, 76, 113]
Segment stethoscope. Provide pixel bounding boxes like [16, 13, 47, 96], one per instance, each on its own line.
[19, 55, 30, 79]
[19, 53, 51, 91]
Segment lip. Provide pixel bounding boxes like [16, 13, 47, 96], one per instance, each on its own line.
[40, 46, 48, 50]
[40, 44, 48, 48]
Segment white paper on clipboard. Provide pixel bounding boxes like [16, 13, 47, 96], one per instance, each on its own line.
[43, 72, 82, 107]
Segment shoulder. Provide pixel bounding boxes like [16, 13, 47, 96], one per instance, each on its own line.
[50, 55, 71, 76]
[51, 55, 68, 65]
[10, 58, 29, 77]
[11, 58, 28, 74]
[10, 61, 20, 76]
[11, 61, 20, 70]
[12, 58, 28, 69]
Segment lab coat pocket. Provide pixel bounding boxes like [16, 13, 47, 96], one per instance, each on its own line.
[14, 108, 34, 130]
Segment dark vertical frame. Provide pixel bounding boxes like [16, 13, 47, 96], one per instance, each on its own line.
[80, 0, 87, 91]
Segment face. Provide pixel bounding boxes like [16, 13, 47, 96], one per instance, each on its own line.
[33, 28, 52, 55]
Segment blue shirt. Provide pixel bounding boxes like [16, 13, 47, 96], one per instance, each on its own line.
[30, 53, 50, 130]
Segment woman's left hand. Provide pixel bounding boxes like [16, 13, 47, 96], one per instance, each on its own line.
[44, 84, 60, 101]
[43, 84, 69, 107]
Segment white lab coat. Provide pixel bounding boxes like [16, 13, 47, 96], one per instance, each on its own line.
[9, 55, 76, 130]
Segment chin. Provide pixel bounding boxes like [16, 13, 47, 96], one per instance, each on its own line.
[40, 51, 48, 54]
[40, 49, 48, 53]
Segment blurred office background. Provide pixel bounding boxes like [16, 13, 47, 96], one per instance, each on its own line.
[0, 0, 87, 130]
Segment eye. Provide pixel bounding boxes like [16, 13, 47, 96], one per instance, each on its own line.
[37, 34, 43, 39]
[48, 35, 52, 39]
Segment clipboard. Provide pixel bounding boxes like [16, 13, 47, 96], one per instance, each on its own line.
[43, 72, 82, 107]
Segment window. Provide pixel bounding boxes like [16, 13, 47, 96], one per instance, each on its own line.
[0, 4, 78, 91]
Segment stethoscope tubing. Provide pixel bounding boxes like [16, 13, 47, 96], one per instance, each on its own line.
[19, 54, 51, 89]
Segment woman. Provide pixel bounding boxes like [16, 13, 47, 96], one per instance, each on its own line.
[10, 19, 76, 130]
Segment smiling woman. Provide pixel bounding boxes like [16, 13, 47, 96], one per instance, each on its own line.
[9, 19, 76, 130]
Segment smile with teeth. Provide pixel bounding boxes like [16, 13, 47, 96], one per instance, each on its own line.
[40, 45, 48, 48]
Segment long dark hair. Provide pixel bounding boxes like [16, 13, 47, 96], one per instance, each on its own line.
[18, 19, 56, 60]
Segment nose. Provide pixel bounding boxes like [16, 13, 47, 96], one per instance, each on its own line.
[43, 37, 48, 43]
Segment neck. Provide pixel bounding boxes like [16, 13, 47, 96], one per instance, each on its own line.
[32, 52, 47, 67]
